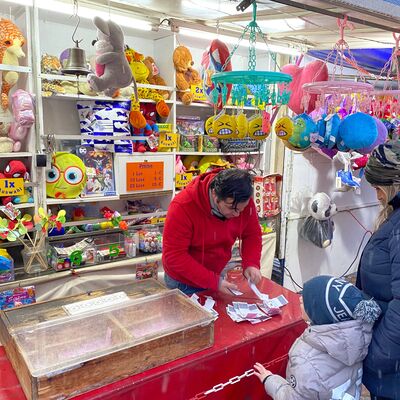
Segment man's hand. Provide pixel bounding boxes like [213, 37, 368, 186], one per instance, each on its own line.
[219, 278, 238, 295]
[244, 266, 262, 285]
[253, 362, 272, 383]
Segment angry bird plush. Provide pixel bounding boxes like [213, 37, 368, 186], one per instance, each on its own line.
[213, 112, 236, 139]
[274, 116, 293, 140]
[173, 45, 202, 105]
[46, 153, 87, 199]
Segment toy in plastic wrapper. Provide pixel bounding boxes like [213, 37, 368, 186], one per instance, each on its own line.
[138, 226, 162, 253]
[299, 192, 337, 248]
[0, 285, 35, 310]
[253, 174, 282, 218]
[0, 249, 14, 282]
[136, 262, 159, 280]
[76, 146, 116, 197]
[77, 100, 132, 153]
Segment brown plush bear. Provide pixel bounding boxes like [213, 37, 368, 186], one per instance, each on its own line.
[173, 46, 202, 105]
[143, 56, 170, 100]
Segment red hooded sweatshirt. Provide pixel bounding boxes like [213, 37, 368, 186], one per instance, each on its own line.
[162, 169, 262, 291]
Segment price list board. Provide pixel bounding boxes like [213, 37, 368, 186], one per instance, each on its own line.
[126, 161, 164, 192]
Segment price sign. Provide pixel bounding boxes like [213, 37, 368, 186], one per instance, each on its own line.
[157, 123, 173, 132]
[175, 172, 193, 188]
[190, 84, 207, 101]
[159, 132, 178, 148]
[0, 178, 25, 197]
[126, 161, 164, 192]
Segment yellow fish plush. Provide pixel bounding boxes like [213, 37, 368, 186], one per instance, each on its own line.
[236, 112, 248, 139]
[248, 115, 267, 140]
[212, 111, 236, 139]
[46, 152, 87, 199]
[274, 116, 294, 141]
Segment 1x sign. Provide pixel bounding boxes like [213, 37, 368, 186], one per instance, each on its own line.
[159, 132, 178, 148]
[0, 178, 25, 196]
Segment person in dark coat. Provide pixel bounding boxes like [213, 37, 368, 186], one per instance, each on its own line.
[356, 140, 400, 400]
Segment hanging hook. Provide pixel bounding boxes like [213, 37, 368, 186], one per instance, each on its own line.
[70, 14, 83, 46]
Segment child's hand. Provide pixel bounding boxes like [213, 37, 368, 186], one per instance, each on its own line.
[253, 362, 272, 382]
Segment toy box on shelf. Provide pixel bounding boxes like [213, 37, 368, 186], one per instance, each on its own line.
[198, 135, 219, 152]
[253, 174, 282, 218]
[219, 138, 262, 153]
[75, 146, 116, 197]
[48, 233, 126, 271]
[177, 116, 204, 152]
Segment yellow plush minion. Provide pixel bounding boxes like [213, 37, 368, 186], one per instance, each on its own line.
[274, 116, 294, 141]
[46, 152, 87, 199]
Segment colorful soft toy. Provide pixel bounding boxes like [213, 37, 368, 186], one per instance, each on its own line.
[132, 119, 159, 153]
[338, 112, 377, 150]
[182, 155, 201, 171]
[200, 39, 232, 108]
[126, 48, 169, 129]
[46, 153, 87, 199]
[173, 45, 202, 105]
[212, 111, 236, 139]
[281, 60, 328, 115]
[0, 160, 30, 205]
[9, 89, 34, 152]
[288, 113, 316, 149]
[40, 54, 65, 97]
[0, 19, 25, 110]
[248, 114, 264, 140]
[274, 116, 293, 141]
[299, 192, 337, 248]
[87, 17, 136, 98]
[143, 56, 170, 100]
[236, 112, 248, 139]
[357, 117, 388, 154]
[324, 113, 341, 149]
[198, 155, 230, 174]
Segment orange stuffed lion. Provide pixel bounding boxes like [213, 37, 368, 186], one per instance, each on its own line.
[173, 46, 202, 105]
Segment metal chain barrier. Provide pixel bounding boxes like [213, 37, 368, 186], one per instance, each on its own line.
[189, 354, 288, 400]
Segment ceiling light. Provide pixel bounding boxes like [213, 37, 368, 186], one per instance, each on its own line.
[36, 0, 152, 31]
[179, 27, 300, 56]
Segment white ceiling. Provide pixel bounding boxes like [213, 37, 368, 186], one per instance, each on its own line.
[94, 0, 400, 50]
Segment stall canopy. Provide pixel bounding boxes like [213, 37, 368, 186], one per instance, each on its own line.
[307, 48, 394, 75]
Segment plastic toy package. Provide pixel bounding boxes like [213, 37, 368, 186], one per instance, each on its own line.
[138, 226, 162, 253]
[136, 261, 159, 280]
[0, 286, 35, 310]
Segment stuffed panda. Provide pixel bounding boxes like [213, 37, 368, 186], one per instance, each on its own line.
[299, 192, 337, 248]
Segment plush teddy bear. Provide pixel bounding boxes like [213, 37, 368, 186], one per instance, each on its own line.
[87, 17, 137, 99]
[143, 56, 170, 100]
[126, 48, 169, 129]
[299, 192, 337, 248]
[173, 45, 202, 105]
[0, 19, 25, 111]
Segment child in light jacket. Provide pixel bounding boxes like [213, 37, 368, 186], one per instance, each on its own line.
[254, 275, 381, 400]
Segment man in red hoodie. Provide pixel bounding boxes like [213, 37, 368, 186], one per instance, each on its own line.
[163, 168, 262, 295]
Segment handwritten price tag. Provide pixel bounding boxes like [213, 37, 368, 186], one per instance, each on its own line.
[126, 161, 164, 192]
[190, 84, 207, 101]
[175, 173, 193, 188]
[159, 132, 178, 148]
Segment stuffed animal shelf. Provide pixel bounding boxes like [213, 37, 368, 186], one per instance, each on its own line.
[143, 56, 170, 100]
[173, 45, 202, 105]
[126, 48, 170, 129]
[0, 19, 26, 111]
[299, 192, 337, 248]
[87, 17, 137, 99]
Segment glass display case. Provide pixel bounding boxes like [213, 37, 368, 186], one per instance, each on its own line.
[0, 280, 214, 400]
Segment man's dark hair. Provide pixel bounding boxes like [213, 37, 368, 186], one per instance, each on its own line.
[210, 169, 254, 207]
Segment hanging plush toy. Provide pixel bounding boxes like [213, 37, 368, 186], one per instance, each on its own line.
[46, 153, 87, 199]
[212, 111, 236, 139]
[274, 116, 293, 141]
[87, 17, 137, 99]
[299, 192, 337, 248]
[0, 19, 26, 111]
[126, 48, 170, 129]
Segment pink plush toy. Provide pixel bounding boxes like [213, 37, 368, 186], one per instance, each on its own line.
[9, 89, 34, 152]
[282, 60, 328, 115]
[235, 156, 254, 170]
[175, 156, 186, 174]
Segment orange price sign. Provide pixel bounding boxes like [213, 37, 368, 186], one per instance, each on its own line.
[126, 161, 164, 192]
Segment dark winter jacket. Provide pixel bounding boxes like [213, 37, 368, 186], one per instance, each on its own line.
[356, 193, 400, 399]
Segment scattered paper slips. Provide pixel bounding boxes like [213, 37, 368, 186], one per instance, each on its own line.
[190, 294, 219, 320]
[248, 280, 269, 301]
[228, 288, 244, 296]
[226, 295, 289, 324]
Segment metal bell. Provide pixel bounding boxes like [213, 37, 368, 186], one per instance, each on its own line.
[61, 44, 90, 76]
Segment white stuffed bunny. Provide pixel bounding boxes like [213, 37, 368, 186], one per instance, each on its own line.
[87, 16, 138, 99]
